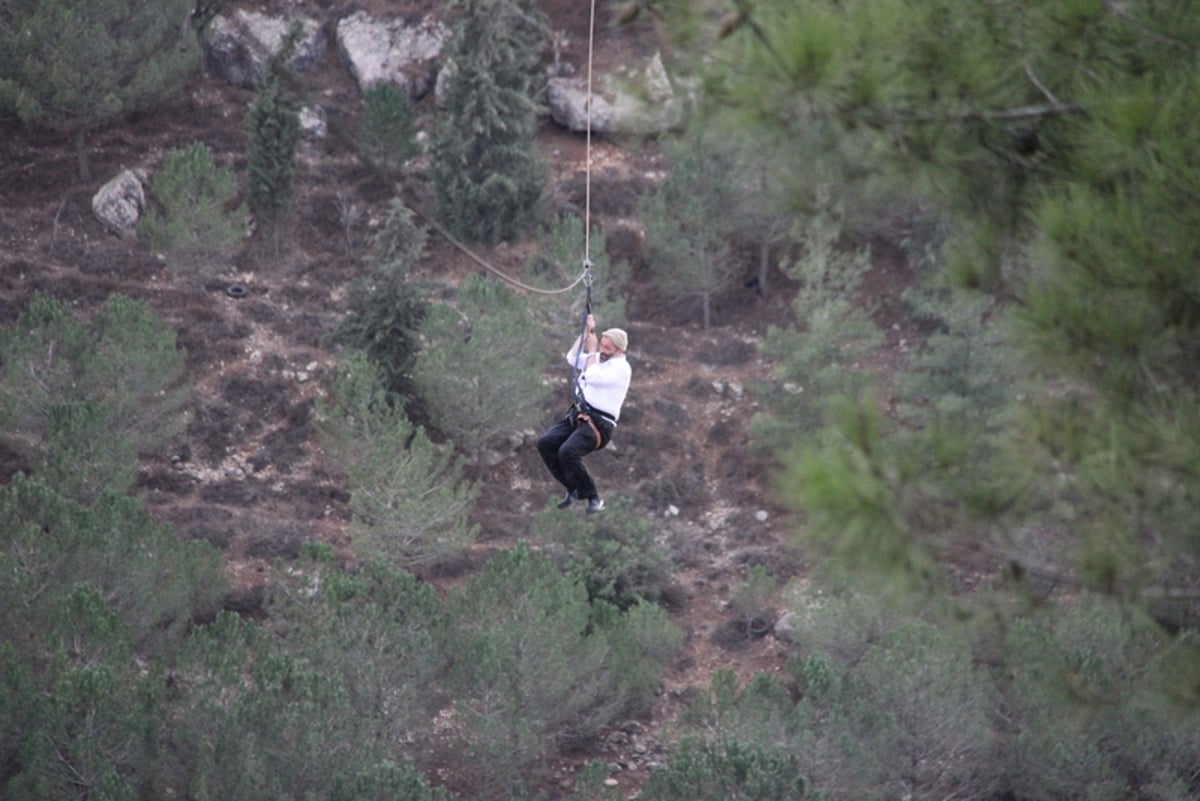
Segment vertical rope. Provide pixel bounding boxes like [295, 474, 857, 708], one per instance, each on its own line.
[583, 0, 596, 268]
[570, 0, 599, 407]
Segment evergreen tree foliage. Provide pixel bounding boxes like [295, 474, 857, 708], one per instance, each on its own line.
[0, 0, 200, 181]
[638, 129, 742, 329]
[531, 496, 673, 610]
[139, 141, 245, 259]
[448, 542, 681, 798]
[0, 473, 226, 662]
[263, 550, 452, 750]
[751, 208, 883, 452]
[356, 82, 420, 176]
[6, 591, 163, 801]
[1002, 601, 1200, 801]
[656, 590, 1200, 801]
[319, 352, 479, 568]
[637, 737, 808, 801]
[412, 274, 549, 466]
[0, 293, 190, 503]
[333, 193, 430, 399]
[682, 0, 1200, 636]
[168, 612, 388, 801]
[432, 0, 549, 244]
[246, 75, 301, 249]
[829, 623, 1000, 801]
[0, 475, 226, 800]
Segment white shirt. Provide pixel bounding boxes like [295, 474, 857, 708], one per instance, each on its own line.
[565, 346, 631, 421]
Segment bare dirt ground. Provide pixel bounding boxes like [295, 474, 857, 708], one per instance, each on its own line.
[0, 1, 920, 796]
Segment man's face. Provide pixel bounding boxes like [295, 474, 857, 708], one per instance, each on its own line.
[598, 336, 620, 362]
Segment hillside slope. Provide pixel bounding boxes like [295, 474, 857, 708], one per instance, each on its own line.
[0, 0, 917, 792]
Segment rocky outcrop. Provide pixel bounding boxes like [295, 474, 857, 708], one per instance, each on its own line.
[92, 169, 147, 238]
[203, 10, 325, 89]
[334, 11, 449, 98]
[547, 52, 687, 135]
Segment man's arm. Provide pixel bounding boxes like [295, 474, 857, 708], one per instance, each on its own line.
[566, 314, 600, 366]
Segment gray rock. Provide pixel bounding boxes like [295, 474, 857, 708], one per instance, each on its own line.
[772, 610, 800, 644]
[92, 169, 147, 238]
[547, 52, 685, 135]
[335, 11, 448, 98]
[204, 10, 325, 89]
[299, 105, 327, 141]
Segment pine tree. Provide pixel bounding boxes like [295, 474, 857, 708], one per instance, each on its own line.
[638, 129, 742, 329]
[319, 352, 478, 569]
[0, 294, 190, 504]
[691, 0, 1200, 638]
[411, 274, 549, 468]
[246, 76, 300, 252]
[432, 0, 549, 244]
[0, 0, 200, 181]
[333, 193, 430, 400]
[140, 141, 245, 259]
[356, 82, 419, 176]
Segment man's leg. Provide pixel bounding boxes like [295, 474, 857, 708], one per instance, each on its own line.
[537, 417, 575, 489]
[557, 424, 599, 502]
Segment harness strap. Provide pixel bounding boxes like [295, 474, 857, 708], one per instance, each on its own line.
[575, 413, 604, 450]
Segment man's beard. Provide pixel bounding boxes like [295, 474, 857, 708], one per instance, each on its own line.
[599, 352, 610, 362]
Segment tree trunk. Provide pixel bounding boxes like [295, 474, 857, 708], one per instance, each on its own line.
[75, 129, 92, 183]
[757, 239, 770, 299]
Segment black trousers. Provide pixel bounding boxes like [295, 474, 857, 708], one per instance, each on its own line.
[536, 408, 613, 502]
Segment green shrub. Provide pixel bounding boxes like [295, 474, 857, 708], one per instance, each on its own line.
[357, 82, 418, 174]
[832, 622, 1000, 801]
[0, 293, 190, 502]
[169, 613, 382, 801]
[333, 194, 430, 398]
[263, 555, 453, 747]
[638, 738, 807, 801]
[319, 352, 478, 568]
[680, 669, 802, 750]
[780, 572, 921, 667]
[246, 75, 300, 248]
[331, 760, 458, 801]
[7, 591, 164, 801]
[0, 474, 226, 659]
[1003, 601, 1200, 801]
[531, 496, 673, 609]
[592, 599, 684, 716]
[559, 761, 624, 801]
[139, 141, 243, 258]
[412, 275, 548, 465]
[0, 475, 227, 801]
[448, 543, 679, 797]
[728, 565, 777, 627]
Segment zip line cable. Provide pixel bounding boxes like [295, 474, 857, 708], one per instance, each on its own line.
[583, 0, 596, 275]
[570, 0, 599, 404]
[408, 0, 601, 300]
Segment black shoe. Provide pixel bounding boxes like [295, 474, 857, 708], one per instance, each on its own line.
[556, 489, 577, 509]
[586, 497, 605, 515]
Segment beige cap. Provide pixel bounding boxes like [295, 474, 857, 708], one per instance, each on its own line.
[602, 328, 628, 351]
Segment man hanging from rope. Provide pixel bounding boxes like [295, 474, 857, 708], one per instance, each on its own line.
[537, 314, 631, 514]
